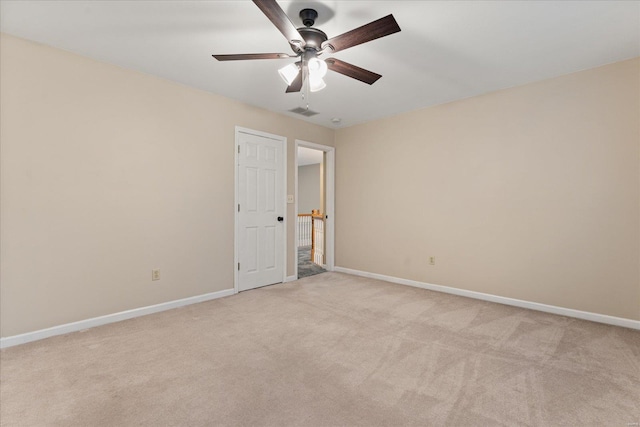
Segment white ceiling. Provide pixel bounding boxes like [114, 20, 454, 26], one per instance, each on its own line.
[1, 1, 638, 129]
[298, 146, 323, 166]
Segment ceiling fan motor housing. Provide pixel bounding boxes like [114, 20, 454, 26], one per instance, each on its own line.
[292, 9, 327, 52]
[296, 27, 328, 51]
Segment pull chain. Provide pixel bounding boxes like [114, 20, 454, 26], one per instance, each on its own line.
[301, 52, 310, 111]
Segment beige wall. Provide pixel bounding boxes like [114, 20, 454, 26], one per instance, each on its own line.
[0, 34, 334, 337]
[298, 164, 321, 214]
[2, 32, 638, 338]
[335, 58, 640, 321]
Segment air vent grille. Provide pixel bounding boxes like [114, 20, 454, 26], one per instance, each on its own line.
[289, 107, 319, 117]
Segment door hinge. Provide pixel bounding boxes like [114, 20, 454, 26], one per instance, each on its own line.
[238, 262, 240, 271]
[238, 145, 240, 154]
[238, 204, 240, 212]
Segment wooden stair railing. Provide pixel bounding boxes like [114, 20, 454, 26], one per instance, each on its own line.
[298, 211, 325, 265]
[297, 214, 312, 247]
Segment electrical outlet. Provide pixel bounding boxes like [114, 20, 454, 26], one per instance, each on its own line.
[152, 269, 160, 281]
[287, 195, 294, 204]
[429, 257, 436, 265]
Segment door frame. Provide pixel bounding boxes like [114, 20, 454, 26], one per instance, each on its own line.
[294, 139, 335, 279]
[234, 126, 288, 294]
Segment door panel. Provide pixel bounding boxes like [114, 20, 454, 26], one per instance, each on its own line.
[245, 227, 259, 273]
[265, 169, 276, 212]
[265, 226, 276, 269]
[245, 168, 259, 212]
[237, 131, 285, 291]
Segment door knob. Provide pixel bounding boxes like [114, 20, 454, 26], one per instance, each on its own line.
[277, 216, 284, 222]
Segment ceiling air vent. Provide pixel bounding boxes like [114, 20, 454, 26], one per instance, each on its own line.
[289, 107, 319, 117]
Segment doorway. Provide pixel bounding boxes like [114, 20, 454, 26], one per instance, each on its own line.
[295, 140, 335, 279]
[234, 127, 287, 292]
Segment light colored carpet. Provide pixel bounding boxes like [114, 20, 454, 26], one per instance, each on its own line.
[1, 272, 639, 426]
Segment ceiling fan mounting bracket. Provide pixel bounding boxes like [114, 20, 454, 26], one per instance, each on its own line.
[299, 8, 318, 27]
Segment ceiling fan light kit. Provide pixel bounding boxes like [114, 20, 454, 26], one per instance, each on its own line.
[278, 62, 300, 86]
[309, 76, 326, 93]
[213, 0, 401, 98]
[308, 57, 327, 77]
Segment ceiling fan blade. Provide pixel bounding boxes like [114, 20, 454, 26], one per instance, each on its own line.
[212, 53, 294, 61]
[253, 0, 306, 50]
[322, 14, 401, 54]
[285, 71, 303, 93]
[326, 59, 382, 85]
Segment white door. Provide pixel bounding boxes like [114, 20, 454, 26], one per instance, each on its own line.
[237, 130, 285, 291]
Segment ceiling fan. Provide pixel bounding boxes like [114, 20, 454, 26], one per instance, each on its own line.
[212, 0, 401, 93]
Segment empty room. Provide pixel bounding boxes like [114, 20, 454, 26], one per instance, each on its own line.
[1, 1, 639, 426]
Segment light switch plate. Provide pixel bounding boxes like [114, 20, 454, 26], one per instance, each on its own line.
[287, 195, 294, 204]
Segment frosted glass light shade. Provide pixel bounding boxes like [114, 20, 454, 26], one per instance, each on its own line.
[308, 58, 328, 78]
[309, 76, 326, 92]
[278, 63, 299, 86]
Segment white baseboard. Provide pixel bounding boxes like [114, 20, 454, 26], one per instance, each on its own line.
[284, 275, 297, 283]
[0, 288, 235, 349]
[334, 267, 640, 330]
